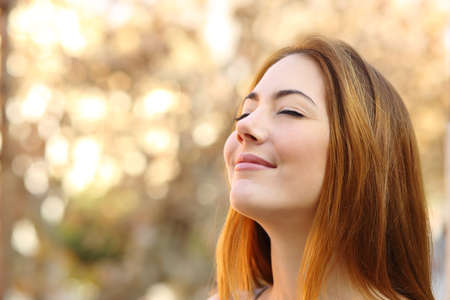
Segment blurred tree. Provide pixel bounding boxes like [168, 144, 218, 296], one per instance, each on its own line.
[0, 0, 448, 299]
[1, 0, 17, 298]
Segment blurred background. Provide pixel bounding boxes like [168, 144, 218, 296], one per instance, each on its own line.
[0, 0, 449, 299]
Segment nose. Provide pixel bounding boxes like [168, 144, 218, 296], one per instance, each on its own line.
[235, 110, 268, 144]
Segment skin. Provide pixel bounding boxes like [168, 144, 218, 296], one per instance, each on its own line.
[224, 53, 329, 221]
[222, 54, 366, 300]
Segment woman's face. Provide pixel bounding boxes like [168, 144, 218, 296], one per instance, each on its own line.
[223, 54, 330, 222]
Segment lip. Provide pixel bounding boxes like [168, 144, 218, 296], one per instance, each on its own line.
[235, 153, 277, 169]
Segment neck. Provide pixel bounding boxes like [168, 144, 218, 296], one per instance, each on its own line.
[257, 209, 313, 300]
[267, 225, 308, 300]
[258, 210, 363, 300]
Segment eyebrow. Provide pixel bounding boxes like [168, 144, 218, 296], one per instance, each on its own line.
[243, 89, 317, 106]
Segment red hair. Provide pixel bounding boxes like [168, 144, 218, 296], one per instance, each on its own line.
[213, 35, 434, 300]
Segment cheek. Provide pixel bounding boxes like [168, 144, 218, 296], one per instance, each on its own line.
[278, 127, 329, 199]
[223, 131, 238, 180]
[279, 127, 328, 164]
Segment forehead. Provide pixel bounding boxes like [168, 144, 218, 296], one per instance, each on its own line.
[253, 53, 326, 108]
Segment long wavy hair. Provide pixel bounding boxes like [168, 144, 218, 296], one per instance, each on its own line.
[213, 35, 434, 300]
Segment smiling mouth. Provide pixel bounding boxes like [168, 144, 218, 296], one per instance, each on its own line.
[235, 153, 277, 169]
[235, 162, 275, 171]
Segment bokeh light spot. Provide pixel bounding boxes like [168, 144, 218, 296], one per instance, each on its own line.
[192, 121, 219, 147]
[45, 133, 69, 167]
[144, 282, 177, 300]
[20, 84, 52, 122]
[41, 195, 66, 224]
[11, 219, 40, 257]
[24, 160, 49, 195]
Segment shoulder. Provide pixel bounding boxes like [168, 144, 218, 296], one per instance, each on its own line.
[207, 294, 219, 300]
[207, 291, 256, 300]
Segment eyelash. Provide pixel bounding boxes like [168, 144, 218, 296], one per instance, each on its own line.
[234, 110, 304, 122]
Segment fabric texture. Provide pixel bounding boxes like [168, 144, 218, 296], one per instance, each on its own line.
[254, 286, 269, 300]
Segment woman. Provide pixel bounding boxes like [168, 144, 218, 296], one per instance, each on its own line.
[210, 35, 434, 300]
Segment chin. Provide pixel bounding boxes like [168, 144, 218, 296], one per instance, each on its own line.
[230, 190, 264, 218]
[231, 191, 319, 225]
[229, 190, 282, 222]
[229, 187, 258, 211]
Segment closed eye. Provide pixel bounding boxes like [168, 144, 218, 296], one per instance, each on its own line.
[234, 110, 304, 122]
[234, 113, 249, 121]
[280, 110, 304, 117]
